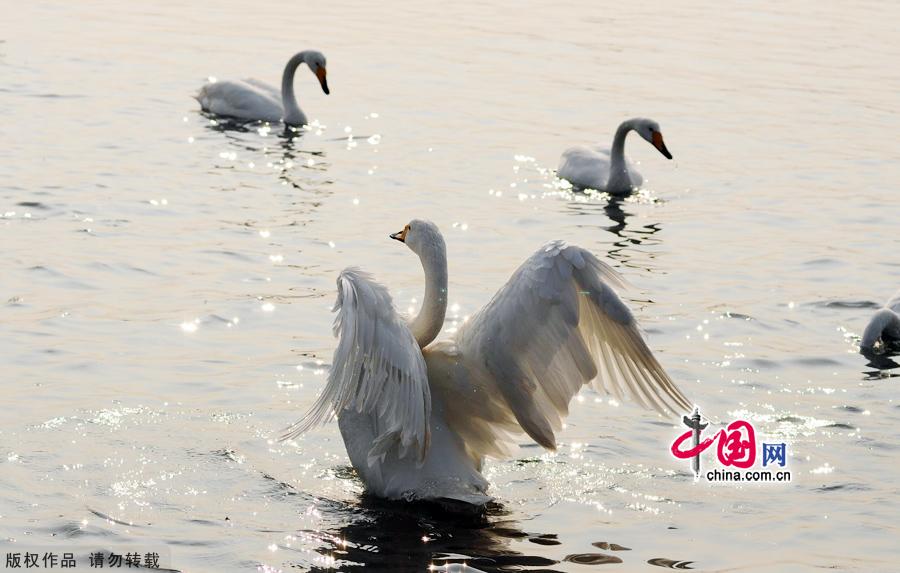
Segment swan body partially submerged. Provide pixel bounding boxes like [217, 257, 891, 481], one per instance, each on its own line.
[558, 118, 672, 195]
[196, 50, 329, 126]
[861, 290, 900, 353]
[283, 220, 691, 505]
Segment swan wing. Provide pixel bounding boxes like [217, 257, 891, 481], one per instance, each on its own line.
[558, 146, 644, 190]
[558, 146, 611, 191]
[454, 242, 690, 450]
[281, 268, 431, 463]
[196, 80, 282, 121]
[242, 78, 282, 101]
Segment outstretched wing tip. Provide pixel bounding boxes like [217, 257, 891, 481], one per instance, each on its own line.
[277, 422, 304, 444]
[455, 242, 690, 450]
[277, 402, 335, 443]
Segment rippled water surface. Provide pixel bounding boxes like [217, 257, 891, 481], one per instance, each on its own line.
[2, 1, 900, 571]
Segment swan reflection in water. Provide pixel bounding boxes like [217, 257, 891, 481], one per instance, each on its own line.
[566, 194, 664, 273]
[292, 491, 690, 572]
[300, 495, 562, 573]
[861, 350, 900, 373]
[197, 114, 333, 219]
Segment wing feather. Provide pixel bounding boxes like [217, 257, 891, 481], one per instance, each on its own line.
[280, 268, 431, 463]
[242, 78, 282, 101]
[196, 80, 282, 121]
[454, 242, 690, 452]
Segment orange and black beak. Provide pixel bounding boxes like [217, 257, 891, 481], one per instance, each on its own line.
[315, 67, 329, 95]
[652, 130, 672, 159]
[390, 226, 409, 243]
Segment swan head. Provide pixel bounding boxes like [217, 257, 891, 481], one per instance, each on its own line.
[390, 219, 445, 259]
[633, 118, 672, 160]
[304, 50, 329, 95]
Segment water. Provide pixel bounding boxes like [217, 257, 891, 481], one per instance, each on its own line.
[2, 1, 899, 571]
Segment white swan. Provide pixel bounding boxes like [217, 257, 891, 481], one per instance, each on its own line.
[282, 220, 691, 505]
[558, 118, 673, 195]
[196, 50, 329, 126]
[861, 290, 900, 352]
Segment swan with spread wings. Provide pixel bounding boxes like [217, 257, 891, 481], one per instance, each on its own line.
[282, 220, 691, 505]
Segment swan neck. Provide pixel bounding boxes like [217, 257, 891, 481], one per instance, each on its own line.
[281, 52, 308, 126]
[410, 243, 448, 348]
[607, 120, 635, 192]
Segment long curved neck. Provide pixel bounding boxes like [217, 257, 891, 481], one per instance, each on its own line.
[607, 119, 636, 192]
[281, 52, 308, 126]
[410, 244, 448, 348]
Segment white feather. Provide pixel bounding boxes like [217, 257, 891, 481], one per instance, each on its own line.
[453, 241, 691, 451]
[281, 269, 431, 463]
[558, 145, 642, 191]
[197, 80, 283, 122]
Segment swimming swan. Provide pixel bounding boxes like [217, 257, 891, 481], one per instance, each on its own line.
[196, 50, 329, 126]
[558, 118, 672, 195]
[282, 220, 691, 505]
[861, 290, 900, 352]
